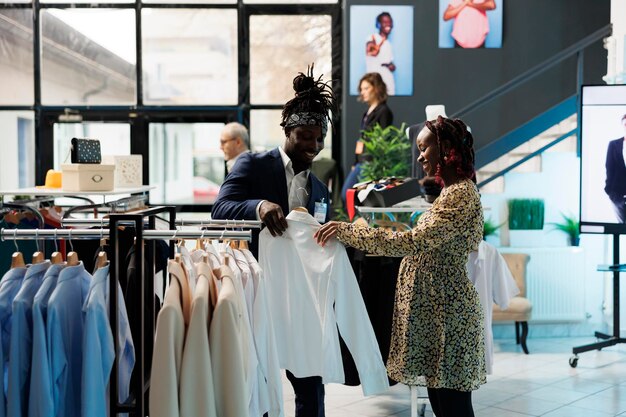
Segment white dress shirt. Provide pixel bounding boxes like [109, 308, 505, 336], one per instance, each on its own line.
[259, 210, 389, 395]
[467, 241, 520, 374]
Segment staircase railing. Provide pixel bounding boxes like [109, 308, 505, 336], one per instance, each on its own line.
[452, 24, 611, 120]
[477, 128, 576, 188]
[452, 24, 611, 188]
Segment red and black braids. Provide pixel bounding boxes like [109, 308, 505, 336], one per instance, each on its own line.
[425, 116, 476, 185]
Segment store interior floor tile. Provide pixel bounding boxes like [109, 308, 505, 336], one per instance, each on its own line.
[281, 336, 626, 417]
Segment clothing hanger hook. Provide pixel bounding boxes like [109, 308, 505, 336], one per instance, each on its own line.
[35, 229, 39, 252]
[13, 228, 19, 252]
[68, 229, 74, 252]
[54, 229, 58, 252]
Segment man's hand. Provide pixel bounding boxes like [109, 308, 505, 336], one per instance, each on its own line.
[259, 201, 288, 237]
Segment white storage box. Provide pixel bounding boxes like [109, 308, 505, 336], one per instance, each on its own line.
[61, 163, 115, 191]
[102, 155, 143, 187]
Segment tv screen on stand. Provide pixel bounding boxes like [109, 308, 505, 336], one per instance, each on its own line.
[580, 84, 626, 235]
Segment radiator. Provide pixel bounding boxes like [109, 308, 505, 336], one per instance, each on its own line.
[499, 247, 586, 321]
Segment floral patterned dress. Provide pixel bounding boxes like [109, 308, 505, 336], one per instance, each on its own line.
[336, 178, 486, 391]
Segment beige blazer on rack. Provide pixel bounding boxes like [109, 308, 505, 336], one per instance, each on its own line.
[179, 262, 219, 417]
[210, 265, 250, 417]
[149, 260, 192, 417]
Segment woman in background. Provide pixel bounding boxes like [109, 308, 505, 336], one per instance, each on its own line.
[341, 72, 393, 206]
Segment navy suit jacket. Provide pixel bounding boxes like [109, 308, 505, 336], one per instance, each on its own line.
[212, 148, 331, 257]
[605, 138, 626, 199]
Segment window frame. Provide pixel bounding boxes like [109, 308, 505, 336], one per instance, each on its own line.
[0, 0, 342, 211]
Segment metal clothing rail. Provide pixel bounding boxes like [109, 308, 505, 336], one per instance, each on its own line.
[61, 218, 262, 229]
[0, 228, 253, 241]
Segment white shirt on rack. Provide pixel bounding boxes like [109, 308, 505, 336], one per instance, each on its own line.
[467, 241, 520, 374]
[259, 210, 389, 395]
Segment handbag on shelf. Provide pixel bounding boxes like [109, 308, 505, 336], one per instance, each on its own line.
[70, 138, 102, 164]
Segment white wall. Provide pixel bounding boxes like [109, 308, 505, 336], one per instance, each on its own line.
[482, 151, 626, 337]
[605, 0, 626, 83]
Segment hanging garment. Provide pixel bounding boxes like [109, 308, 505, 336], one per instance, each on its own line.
[46, 261, 91, 417]
[0, 266, 28, 417]
[179, 262, 217, 417]
[218, 248, 259, 417]
[210, 265, 249, 417]
[81, 263, 135, 417]
[7, 260, 51, 417]
[467, 241, 520, 374]
[149, 261, 191, 417]
[242, 249, 284, 417]
[259, 210, 389, 395]
[29, 263, 65, 417]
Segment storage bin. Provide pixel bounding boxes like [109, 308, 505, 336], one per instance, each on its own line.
[61, 163, 115, 191]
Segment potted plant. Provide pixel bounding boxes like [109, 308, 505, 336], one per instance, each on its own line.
[483, 217, 504, 240]
[550, 212, 580, 246]
[359, 123, 410, 182]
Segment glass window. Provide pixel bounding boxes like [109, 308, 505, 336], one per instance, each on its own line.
[250, 15, 332, 104]
[250, 109, 331, 159]
[42, 0, 132, 3]
[41, 9, 136, 105]
[147, 0, 235, 3]
[245, 0, 336, 3]
[149, 123, 225, 205]
[53, 122, 131, 170]
[0, 10, 34, 105]
[142, 9, 238, 105]
[0, 111, 35, 189]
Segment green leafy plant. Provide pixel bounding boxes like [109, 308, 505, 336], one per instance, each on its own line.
[483, 217, 504, 240]
[508, 199, 545, 230]
[359, 123, 410, 182]
[550, 212, 580, 246]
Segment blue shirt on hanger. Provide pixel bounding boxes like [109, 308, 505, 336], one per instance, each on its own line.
[0, 266, 27, 417]
[47, 262, 91, 417]
[29, 263, 64, 417]
[82, 263, 135, 417]
[7, 260, 50, 417]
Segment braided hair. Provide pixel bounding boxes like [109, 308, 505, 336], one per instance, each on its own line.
[280, 64, 337, 135]
[425, 116, 476, 185]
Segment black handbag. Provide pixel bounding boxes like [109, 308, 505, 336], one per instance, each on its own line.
[71, 138, 102, 164]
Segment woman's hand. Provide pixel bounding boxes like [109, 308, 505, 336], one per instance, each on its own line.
[314, 221, 341, 247]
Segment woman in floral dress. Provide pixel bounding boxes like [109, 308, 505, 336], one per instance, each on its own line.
[315, 116, 485, 417]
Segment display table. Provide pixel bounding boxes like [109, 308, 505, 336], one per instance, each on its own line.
[0, 186, 154, 205]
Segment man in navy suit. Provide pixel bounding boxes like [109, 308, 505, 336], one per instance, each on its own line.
[604, 114, 626, 223]
[212, 66, 335, 417]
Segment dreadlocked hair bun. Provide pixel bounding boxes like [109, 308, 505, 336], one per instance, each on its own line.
[425, 116, 476, 184]
[281, 63, 338, 131]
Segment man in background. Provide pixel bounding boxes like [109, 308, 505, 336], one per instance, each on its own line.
[220, 122, 250, 173]
[604, 114, 626, 223]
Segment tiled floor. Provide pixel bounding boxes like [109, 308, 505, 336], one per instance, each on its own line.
[281, 336, 626, 416]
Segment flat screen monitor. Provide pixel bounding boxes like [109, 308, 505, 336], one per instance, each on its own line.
[580, 84, 626, 234]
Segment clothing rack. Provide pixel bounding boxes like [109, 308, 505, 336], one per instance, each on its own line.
[0, 206, 254, 417]
[60, 218, 263, 229]
[0, 228, 253, 241]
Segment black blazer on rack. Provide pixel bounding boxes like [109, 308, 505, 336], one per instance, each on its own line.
[212, 147, 331, 257]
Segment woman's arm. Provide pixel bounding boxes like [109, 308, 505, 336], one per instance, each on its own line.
[468, 0, 496, 12]
[443, 0, 471, 21]
[315, 190, 472, 257]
